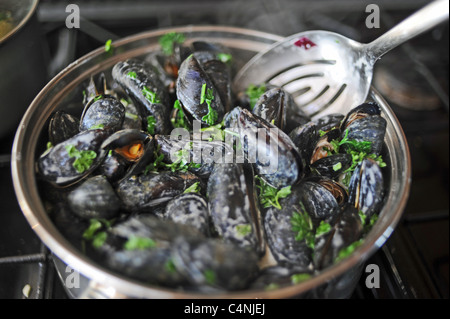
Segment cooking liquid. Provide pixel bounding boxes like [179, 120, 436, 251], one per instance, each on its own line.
[0, 11, 14, 39]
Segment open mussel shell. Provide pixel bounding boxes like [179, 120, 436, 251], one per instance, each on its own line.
[340, 102, 381, 130]
[176, 55, 225, 125]
[67, 175, 121, 220]
[101, 129, 155, 182]
[115, 170, 202, 212]
[207, 163, 265, 255]
[79, 95, 125, 132]
[348, 158, 385, 219]
[37, 129, 110, 187]
[310, 153, 353, 180]
[237, 108, 303, 189]
[48, 111, 80, 145]
[297, 176, 347, 220]
[171, 236, 260, 291]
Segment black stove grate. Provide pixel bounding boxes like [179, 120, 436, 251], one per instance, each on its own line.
[1, 0, 448, 299]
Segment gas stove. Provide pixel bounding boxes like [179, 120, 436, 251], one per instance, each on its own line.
[0, 0, 448, 299]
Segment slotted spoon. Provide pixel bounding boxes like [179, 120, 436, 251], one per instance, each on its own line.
[233, 0, 449, 119]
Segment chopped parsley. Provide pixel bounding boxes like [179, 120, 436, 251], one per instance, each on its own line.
[146, 115, 157, 135]
[335, 239, 364, 263]
[65, 144, 97, 174]
[159, 32, 186, 56]
[217, 52, 232, 64]
[183, 182, 201, 194]
[255, 175, 291, 210]
[315, 220, 332, 238]
[171, 99, 189, 130]
[328, 129, 387, 182]
[104, 39, 113, 53]
[124, 236, 157, 250]
[142, 86, 161, 104]
[166, 149, 201, 173]
[235, 224, 252, 237]
[291, 273, 312, 284]
[245, 84, 266, 110]
[203, 269, 216, 285]
[164, 258, 177, 273]
[332, 162, 342, 171]
[127, 71, 137, 79]
[200, 83, 218, 125]
[89, 124, 105, 130]
[291, 205, 315, 249]
[82, 219, 114, 249]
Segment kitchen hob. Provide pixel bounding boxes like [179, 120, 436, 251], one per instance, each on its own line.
[0, 0, 448, 299]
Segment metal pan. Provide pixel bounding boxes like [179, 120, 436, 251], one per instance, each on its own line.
[11, 25, 411, 299]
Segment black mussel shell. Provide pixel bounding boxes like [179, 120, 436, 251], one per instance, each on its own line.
[99, 215, 203, 287]
[176, 55, 225, 125]
[79, 96, 125, 132]
[252, 87, 288, 131]
[289, 121, 318, 169]
[313, 204, 363, 270]
[115, 170, 202, 212]
[313, 113, 344, 133]
[48, 111, 80, 145]
[237, 108, 303, 189]
[112, 59, 171, 135]
[155, 135, 233, 179]
[171, 236, 260, 291]
[263, 190, 314, 269]
[343, 115, 387, 156]
[37, 129, 110, 187]
[164, 193, 211, 237]
[207, 163, 264, 254]
[68, 175, 121, 220]
[310, 153, 353, 179]
[341, 102, 381, 130]
[348, 158, 385, 218]
[297, 177, 345, 220]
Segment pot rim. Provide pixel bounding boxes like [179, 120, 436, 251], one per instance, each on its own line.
[0, 0, 39, 45]
[11, 25, 411, 299]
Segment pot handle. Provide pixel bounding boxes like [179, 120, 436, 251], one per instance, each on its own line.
[79, 281, 128, 299]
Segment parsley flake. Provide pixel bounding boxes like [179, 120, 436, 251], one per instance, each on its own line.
[146, 115, 156, 135]
[124, 236, 157, 250]
[183, 182, 201, 194]
[291, 204, 315, 249]
[200, 83, 218, 125]
[65, 144, 97, 173]
[159, 32, 186, 56]
[255, 175, 291, 210]
[142, 86, 161, 104]
[246, 84, 266, 110]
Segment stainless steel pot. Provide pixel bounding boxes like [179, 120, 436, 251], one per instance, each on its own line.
[0, 0, 48, 138]
[11, 26, 411, 299]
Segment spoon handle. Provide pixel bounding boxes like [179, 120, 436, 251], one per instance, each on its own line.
[363, 0, 449, 63]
